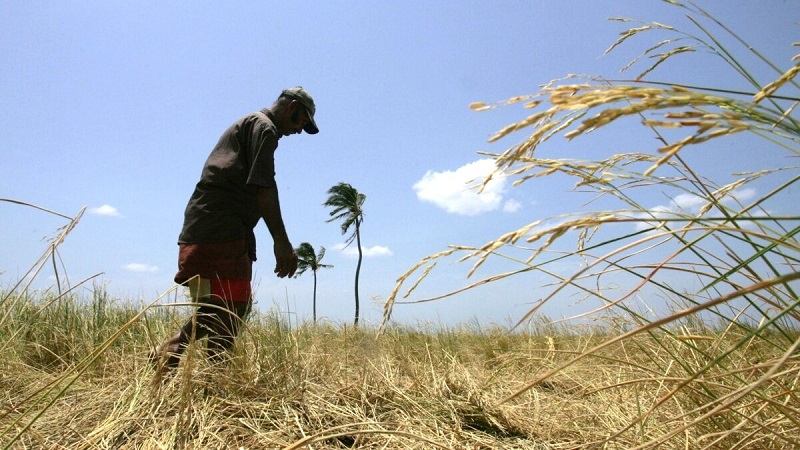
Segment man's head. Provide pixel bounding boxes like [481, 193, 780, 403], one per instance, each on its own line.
[273, 86, 319, 137]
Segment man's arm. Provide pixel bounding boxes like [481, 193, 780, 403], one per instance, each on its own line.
[256, 186, 298, 278]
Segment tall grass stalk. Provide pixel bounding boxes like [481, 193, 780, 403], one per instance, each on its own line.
[383, 2, 799, 447]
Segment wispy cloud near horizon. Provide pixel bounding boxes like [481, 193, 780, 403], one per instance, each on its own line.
[88, 204, 123, 218]
[332, 242, 393, 258]
[123, 263, 159, 273]
[631, 188, 759, 231]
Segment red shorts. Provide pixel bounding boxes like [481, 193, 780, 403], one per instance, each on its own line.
[175, 239, 253, 302]
[183, 276, 252, 303]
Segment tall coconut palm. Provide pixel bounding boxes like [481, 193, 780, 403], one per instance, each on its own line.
[294, 242, 332, 324]
[323, 182, 366, 326]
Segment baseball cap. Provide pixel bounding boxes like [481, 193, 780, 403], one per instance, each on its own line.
[280, 86, 319, 134]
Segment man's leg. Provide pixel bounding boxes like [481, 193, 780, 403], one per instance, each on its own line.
[203, 279, 252, 363]
[204, 298, 251, 363]
[150, 276, 213, 371]
[151, 278, 251, 369]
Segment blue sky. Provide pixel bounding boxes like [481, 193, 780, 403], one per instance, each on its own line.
[2, 1, 798, 326]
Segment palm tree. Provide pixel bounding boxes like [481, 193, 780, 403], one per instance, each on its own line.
[294, 242, 332, 323]
[323, 182, 366, 326]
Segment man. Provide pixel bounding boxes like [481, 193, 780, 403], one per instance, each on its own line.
[151, 86, 319, 371]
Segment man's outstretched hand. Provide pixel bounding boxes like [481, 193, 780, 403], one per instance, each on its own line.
[274, 240, 298, 278]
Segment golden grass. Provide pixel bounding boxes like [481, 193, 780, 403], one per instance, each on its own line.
[3, 296, 796, 449]
[381, 2, 800, 448]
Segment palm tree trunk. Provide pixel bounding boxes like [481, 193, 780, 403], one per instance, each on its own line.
[354, 219, 362, 326]
[312, 270, 318, 324]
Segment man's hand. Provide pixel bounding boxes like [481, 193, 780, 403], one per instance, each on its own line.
[273, 240, 298, 278]
[256, 186, 297, 278]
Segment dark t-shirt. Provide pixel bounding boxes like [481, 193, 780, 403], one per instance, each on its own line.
[178, 109, 280, 259]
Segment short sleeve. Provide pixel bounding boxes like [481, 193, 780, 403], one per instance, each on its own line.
[244, 113, 279, 188]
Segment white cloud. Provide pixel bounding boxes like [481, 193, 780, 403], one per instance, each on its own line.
[413, 159, 507, 216]
[670, 188, 755, 213]
[123, 263, 159, 273]
[727, 188, 756, 202]
[332, 243, 393, 258]
[632, 188, 759, 231]
[503, 199, 522, 213]
[630, 209, 672, 232]
[89, 204, 123, 217]
[670, 193, 705, 211]
[669, 188, 757, 213]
